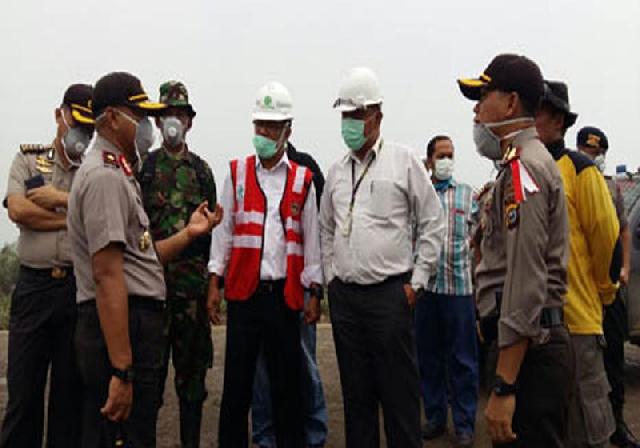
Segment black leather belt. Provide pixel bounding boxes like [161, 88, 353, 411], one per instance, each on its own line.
[256, 279, 285, 294]
[20, 265, 73, 279]
[540, 307, 564, 328]
[79, 296, 164, 311]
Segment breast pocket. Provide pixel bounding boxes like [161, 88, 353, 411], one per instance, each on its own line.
[369, 179, 397, 218]
[452, 209, 468, 239]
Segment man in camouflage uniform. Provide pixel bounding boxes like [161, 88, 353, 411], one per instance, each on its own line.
[139, 80, 216, 448]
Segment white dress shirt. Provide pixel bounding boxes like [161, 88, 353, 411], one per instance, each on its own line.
[208, 152, 323, 287]
[319, 137, 444, 289]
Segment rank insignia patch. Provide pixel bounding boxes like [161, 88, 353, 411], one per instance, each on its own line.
[505, 203, 519, 230]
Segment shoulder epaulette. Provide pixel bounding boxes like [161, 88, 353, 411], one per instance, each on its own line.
[20, 143, 52, 154]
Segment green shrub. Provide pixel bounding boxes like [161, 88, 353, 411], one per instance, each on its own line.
[0, 294, 9, 330]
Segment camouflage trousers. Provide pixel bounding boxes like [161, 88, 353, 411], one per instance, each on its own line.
[159, 290, 213, 404]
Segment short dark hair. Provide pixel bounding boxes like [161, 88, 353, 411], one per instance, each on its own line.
[426, 135, 452, 160]
[517, 92, 540, 118]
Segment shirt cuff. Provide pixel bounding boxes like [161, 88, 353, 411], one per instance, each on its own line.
[301, 264, 323, 288]
[410, 269, 428, 291]
[207, 259, 225, 276]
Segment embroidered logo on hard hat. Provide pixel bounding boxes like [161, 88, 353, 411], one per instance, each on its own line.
[264, 96, 273, 108]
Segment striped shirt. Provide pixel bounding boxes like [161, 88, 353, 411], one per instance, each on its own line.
[427, 179, 476, 296]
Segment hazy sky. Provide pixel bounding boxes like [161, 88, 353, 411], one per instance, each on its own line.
[1, 0, 638, 244]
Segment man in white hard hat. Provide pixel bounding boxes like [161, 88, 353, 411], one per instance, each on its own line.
[208, 81, 324, 447]
[319, 67, 445, 447]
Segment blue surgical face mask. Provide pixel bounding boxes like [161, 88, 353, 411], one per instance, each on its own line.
[253, 135, 279, 159]
[341, 118, 367, 151]
[253, 122, 290, 160]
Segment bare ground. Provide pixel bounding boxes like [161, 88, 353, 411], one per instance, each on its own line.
[1, 326, 640, 447]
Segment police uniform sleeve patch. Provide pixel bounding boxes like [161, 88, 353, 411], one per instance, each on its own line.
[20, 143, 50, 154]
[103, 151, 120, 169]
[505, 203, 519, 230]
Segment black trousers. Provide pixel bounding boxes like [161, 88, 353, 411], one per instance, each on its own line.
[74, 298, 165, 448]
[218, 281, 305, 448]
[494, 326, 573, 448]
[328, 275, 421, 448]
[603, 288, 627, 422]
[0, 266, 80, 448]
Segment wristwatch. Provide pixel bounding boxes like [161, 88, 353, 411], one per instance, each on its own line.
[310, 284, 324, 301]
[492, 375, 517, 396]
[112, 366, 135, 383]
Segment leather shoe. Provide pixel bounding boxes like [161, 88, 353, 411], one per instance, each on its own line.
[611, 421, 640, 448]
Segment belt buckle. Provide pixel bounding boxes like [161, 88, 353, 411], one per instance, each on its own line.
[51, 267, 67, 279]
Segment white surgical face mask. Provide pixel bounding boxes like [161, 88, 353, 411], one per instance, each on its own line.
[473, 117, 534, 161]
[594, 154, 606, 173]
[434, 158, 454, 181]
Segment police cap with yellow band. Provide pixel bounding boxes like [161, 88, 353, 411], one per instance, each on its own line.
[577, 126, 608, 153]
[457, 53, 544, 111]
[62, 83, 95, 126]
[92, 72, 167, 118]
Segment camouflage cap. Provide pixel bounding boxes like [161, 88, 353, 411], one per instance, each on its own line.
[159, 80, 196, 117]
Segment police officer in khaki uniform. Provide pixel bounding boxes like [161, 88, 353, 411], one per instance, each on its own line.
[67, 72, 222, 447]
[1, 84, 94, 447]
[458, 54, 572, 447]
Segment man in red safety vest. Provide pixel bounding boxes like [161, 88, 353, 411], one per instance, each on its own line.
[207, 81, 324, 448]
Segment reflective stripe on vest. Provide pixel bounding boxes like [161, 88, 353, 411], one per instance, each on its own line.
[225, 155, 311, 310]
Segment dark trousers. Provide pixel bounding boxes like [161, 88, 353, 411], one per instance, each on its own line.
[415, 292, 478, 436]
[0, 266, 80, 448]
[74, 299, 165, 448]
[329, 276, 421, 448]
[218, 282, 305, 448]
[603, 289, 627, 422]
[495, 326, 573, 448]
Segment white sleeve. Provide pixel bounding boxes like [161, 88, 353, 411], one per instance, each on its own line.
[409, 153, 444, 289]
[208, 172, 234, 276]
[319, 167, 336, 284]
[301, 183, 323, 287]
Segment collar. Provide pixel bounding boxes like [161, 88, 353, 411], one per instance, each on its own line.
[343, 136, 383, 165]
[510, 126, 539, 147]
[95, 135, 124, 157]
[434, 178, 456, 191]
[545, 139, 567, 161]
[257, 151, 291, 172]
[95, 135, 140, 173]
[160, 144, 191, 162]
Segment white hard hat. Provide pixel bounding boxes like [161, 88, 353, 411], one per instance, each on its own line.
[252, 81, 294, 121]
[334, 67, 383, 112]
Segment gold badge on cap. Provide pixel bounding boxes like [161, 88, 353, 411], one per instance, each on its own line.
[586, 134, 601, 148]
[139, 230, 152, 251]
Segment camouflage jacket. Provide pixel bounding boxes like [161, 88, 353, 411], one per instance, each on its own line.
[139, 146, 216, 298]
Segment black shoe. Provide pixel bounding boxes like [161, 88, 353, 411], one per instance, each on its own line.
[610, 421, 640, 448]
[421, 422, 446, 440]
[456, 433, 474, 447]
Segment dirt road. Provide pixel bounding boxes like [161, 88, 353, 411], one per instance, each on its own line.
[2, 326, 639, 447]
